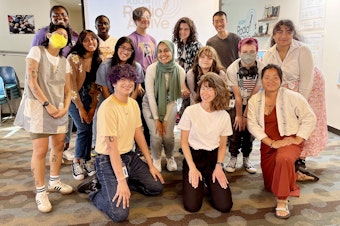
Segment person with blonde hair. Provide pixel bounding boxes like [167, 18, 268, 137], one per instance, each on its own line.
[178, 72, 233, 213]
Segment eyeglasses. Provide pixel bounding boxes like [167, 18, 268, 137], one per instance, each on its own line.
[119, 45, 134, 53]
[52, 13, 68, 18]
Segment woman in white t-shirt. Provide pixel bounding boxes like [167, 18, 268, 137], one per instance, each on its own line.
[14, 24, 73, 213]
[177, 72, 233, 213]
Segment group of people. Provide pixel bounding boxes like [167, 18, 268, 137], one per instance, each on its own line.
[14, 4, 327, 222]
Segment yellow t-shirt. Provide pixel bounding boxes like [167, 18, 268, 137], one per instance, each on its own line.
[96, 95, 142, 155]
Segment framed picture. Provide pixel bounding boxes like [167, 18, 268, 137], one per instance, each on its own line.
[272, 6, 280, 17]
[8, 15, 35, 34]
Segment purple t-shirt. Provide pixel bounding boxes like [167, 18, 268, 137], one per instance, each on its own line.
[31, 25, 78, 57]
[128, 31, 156, 73]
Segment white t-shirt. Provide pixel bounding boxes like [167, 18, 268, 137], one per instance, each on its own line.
[26, 46, 71, 73]
[177, 103, 233, 150]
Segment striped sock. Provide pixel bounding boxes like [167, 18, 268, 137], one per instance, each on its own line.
[36, 185, 46, 193]
[49, 175, 60, 185]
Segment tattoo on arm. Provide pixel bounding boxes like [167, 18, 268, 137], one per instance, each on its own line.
[108, 136, 114, 142]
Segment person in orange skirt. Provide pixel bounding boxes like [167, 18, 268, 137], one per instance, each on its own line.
[247, 64, 316, 219]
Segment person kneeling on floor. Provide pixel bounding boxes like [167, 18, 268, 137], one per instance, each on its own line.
[77, 64, 164, 222]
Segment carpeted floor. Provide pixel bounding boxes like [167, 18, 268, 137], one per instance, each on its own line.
[1, 118, 340, 226]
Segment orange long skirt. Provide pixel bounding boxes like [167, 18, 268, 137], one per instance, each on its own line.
[261, 107, 302, 199]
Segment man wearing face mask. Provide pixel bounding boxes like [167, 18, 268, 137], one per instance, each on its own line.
[225, 37, 264, 174]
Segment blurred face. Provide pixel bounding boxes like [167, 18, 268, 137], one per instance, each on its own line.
[95, 17, 110, 36]
[114, 78, 135, 96]
[135, 11, 150, 30]
[262, 68, 281, 92]
[273, 25, 294, 47]
[118, 42, 134, 63]
[82, 33, 98, 52]
[213, 14, 227, 33]
[51, 7, 69, 27]
[157, 43, 172, 64]
[179, 22, 190, 42]
[198, 52, 213, 71]
[200, 82, 216, 104]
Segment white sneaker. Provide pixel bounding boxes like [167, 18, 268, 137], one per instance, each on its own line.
[72, 162, 85, 180]
[35, 191, 52, 213]
[83, 160, 96, 177]
[166, 157, 177, 172]
[225, 157, 237, 173]
[48, 179, 73, 195]
[63, 149, 74, 161]
[153, 158, 162, 172]
[243, 157, 257, 174]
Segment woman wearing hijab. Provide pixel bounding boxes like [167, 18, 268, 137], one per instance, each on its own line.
[142, 40, 186, 172]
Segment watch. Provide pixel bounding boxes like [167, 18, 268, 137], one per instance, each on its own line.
[43, 101, 49, 107]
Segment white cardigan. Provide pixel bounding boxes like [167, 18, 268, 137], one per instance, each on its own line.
[247, 87, 316, 141]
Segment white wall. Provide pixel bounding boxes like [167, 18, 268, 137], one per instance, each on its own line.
[222, 0, 340, 130]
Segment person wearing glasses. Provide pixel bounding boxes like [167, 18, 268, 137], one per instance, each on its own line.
[90, 37, 144, 156]
[95, 15, 117, 62]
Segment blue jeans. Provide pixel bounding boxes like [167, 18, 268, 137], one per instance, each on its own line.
[89, 152, 163, 222]
[68, 85, 93, 161]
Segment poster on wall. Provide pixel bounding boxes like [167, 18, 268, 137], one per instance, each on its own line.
[83, 0, 219, 45]
[8, 15, 35, 34]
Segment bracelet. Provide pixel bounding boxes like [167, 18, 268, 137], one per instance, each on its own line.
[216, 162, 223, 167]
[242, 116, 247, 118]
[270, 140, 275, 148]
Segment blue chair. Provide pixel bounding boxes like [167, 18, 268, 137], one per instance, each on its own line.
[0, 76, 13, 125]
[0, 66, 21, 114]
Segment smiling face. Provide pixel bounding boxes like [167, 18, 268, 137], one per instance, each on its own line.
[198, 52, 213, 71]
[157, 42, 172, 64]
[199, 82, 216, 104]
[179, 22, 190, 42]
[135, 10, 151, 30]
[114, 77, 135, 96]
[51, 7, 69, 27]
[95, 16, 110, 36]
[273, 25, 294, 48]
[118, 42, 134, 63]
[213, 14, 227, 33]
[262, 68, 282, 92]
[82, 33, 98, 52]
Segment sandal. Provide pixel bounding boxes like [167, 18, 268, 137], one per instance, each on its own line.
[275, 199, 290, 219]
[297, 168, 319, 182]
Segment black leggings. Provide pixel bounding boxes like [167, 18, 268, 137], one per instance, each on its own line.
[182, 147, 233, 212]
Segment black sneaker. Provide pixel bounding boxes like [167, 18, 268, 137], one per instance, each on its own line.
[77, 175, 100, 194]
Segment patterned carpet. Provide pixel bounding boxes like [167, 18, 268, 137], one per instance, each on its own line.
[1, 118, 340, 226]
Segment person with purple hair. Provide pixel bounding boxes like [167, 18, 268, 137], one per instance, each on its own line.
[78, 64, 164, 223]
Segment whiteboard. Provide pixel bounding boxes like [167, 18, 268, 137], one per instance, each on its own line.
[83, 0, 219, 45]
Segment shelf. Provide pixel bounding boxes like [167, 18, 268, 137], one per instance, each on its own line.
[253, 34, 271, 37]
[258, 17, 279, 22]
